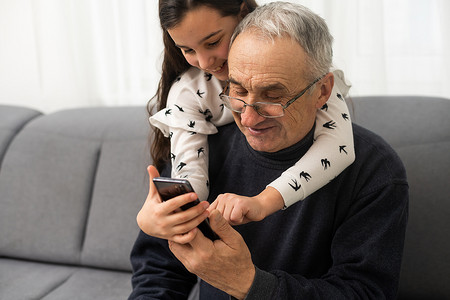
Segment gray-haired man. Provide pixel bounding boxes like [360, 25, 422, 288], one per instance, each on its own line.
[130, 2, 408, 299]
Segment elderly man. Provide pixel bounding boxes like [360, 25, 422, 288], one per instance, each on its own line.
[130, 2, 408, 299]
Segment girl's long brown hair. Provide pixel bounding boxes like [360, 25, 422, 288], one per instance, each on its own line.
[151, 0, 257, 171]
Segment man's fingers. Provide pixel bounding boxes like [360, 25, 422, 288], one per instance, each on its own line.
[208, 199, 218, 213]
[209, 210, 240, 246]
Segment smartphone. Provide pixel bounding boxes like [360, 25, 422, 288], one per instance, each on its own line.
[153, 177, 219, 240]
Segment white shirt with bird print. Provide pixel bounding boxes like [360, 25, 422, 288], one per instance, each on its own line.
[150, 67, 354, 207]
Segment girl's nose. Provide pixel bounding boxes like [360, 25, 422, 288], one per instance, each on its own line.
[197, 52, 214, 71]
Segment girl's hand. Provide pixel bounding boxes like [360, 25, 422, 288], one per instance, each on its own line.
[136, 165, 210, 244]
[209, 187, 285, 225]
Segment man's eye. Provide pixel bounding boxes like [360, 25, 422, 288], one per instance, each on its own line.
[232, 90, 247, 97]
[265, 95, 282, 100]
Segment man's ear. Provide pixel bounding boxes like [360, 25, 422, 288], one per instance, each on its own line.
[315, 72, 334, 109]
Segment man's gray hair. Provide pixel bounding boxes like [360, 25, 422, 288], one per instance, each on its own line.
[231, 1, 333, 81]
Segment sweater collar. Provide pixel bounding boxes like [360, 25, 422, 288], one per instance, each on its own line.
[244, 124, 315, 164]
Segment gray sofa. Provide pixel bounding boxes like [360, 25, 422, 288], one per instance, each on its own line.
[0, 96, 449, 299]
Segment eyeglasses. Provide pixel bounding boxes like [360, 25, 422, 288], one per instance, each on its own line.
[219, 75, 325, 118]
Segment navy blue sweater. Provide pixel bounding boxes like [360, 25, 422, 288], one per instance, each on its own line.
[130, 123, 408, 299]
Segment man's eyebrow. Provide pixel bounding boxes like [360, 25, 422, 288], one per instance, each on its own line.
[228, 78, 240, 85]
[260, 83, 286, 91]
[175, 30, 223, 49]
[228, 78, 286, 91]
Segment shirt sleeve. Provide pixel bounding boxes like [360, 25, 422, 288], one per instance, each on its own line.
[268, 69, 355, 208]
[149, 68, 234, 201]
[129, 231, 198, 299]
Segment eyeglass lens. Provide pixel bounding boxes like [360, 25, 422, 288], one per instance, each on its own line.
[227, 97, 283, 117]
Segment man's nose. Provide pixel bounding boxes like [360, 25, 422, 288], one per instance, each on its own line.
[240, 104, 266, 127]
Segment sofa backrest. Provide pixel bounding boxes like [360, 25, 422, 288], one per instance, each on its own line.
[0, 105, 42, 166]
[0, 106, 151, 272]
[350, 96, 450, 299]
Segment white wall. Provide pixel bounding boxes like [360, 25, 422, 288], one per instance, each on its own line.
[1, 0, 449, 113]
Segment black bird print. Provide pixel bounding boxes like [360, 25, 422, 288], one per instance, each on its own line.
[204, 73, 212, 81]
[288, 179, 301, 191]
[174, 76, 181, 83]
[197, 90, 205, 98]
[321, 103, 328, 111]
[174, 104, 184, 112]
[323, 120, 337, 129]
[176, 162, 186, 172]
[337, 93, 344, 101]
[189, 131, 197, 135]
[339, 145, 348, 154]
[197, 147, 205, 157]
[169, 132, 173, 139]
[165, 109, 172, 116]
[170, 153, 176, 161]
[199, 109, 213, 122]
[342, 113, 349, 121]
[300, 171, 311, 182]
[321, 158, 331, 170]
[188, 120, 196, 128]
[206, 180, 209, 188]
[220, 103, 225, 112]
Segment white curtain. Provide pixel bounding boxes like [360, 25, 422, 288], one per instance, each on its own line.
[0, 0, 449, 113]
[0, 0, 162, 112]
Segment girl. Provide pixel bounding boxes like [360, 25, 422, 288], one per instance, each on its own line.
[148, 0, 354, 237]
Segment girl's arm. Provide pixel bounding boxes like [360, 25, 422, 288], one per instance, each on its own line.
[150, 68, 232, 202]
[268, 69, 354, 208]
[147, 68, 237, 241]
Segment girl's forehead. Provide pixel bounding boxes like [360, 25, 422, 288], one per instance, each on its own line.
[168, 6, 237, 46]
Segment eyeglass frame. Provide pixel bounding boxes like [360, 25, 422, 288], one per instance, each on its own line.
[219, 74, 326, 118]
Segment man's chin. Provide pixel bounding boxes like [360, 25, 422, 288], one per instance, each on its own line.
[246, 136, 277, 153]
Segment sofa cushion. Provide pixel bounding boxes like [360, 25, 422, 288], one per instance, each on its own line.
[0, 258, 132, 300]
[81, 138, 151, 271]
[0, 258, 74, 299]
[40, 268, 132, 300]
[0, 107, 150, 271]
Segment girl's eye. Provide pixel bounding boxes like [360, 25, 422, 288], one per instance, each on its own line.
[207, 39, 221, 47]
[183, 48, 195, 54]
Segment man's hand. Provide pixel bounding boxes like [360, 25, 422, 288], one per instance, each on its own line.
[169, 210, 256, 299]
[136, 165, 210, 244]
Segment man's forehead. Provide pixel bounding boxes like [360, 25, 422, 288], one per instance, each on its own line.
[229, 32, 308, 88]
[228, 76, 288, 91]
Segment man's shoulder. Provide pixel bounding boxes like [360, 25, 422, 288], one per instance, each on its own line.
[351, 123, 407, 184]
